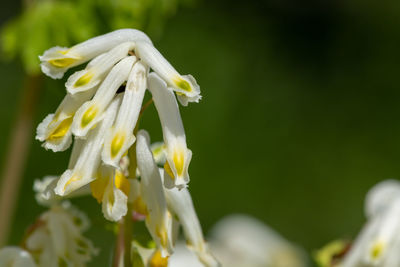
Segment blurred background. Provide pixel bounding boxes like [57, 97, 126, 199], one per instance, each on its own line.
[1, 0, 400, 266]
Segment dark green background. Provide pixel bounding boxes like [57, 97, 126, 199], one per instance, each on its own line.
[2, 0, 400, 266]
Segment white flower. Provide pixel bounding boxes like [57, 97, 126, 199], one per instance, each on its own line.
[136, 130, 174, 257]
[148, 73, 192, 189]
[65, 42, 136, 95]
[55, 95, 121, 196]
[342, 180, 400, 267]
[25, 203, 97, 267]
[135, 41, 201, 105]
[209, 215, 307, 267]
[102, 61, 147, 167]
[39, 29, 151, 79]
[0, 247, 36, 267]
[72, 56, 136, 137]
[90, 165, 130, 222]
[36, 88, 96, 152]
[163, 171, 219, 267]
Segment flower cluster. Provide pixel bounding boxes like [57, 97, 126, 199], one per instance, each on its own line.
[34, 29, 217, 266]
[0, 203, 97, 267]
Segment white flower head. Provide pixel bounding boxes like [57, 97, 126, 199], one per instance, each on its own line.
[0, 247, 36, 267]
[162, 171, 220, 267]
[135, 41, 201, 105]
[65, 42, 136, 95]
[210, 215, 307, 267]
[136, 130, 174, 257]
[25, 204, 97, 267]
[36, 88, 96, 152]
[39, 29, 151, 79]
[102, 61, 147, 168]
[148, 73, 192, 189]
[90, 165, 130, 222]
[342, 180, 400, 267]
[72, 56, 136, 137]
[55, 95, 122, 196]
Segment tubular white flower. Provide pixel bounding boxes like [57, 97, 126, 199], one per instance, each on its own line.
[162, 171, 219, 267]
[102, 61, 147, 167]
[136, 130, 173, 257]
[40, 29, 152, 79]
[66, 42, 136, 95]
[72, 56, 136, 137]
[90, 165, 130, 222]
[0, 247, 36, 267]
[135, 41, 201, 102]
[36, 88, 96, 152]
[55, 96, 121, 196]
[148, 73, 192, 189]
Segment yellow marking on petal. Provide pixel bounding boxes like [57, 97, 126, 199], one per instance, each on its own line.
[163, 161, 175, 180]
[173, 76, 192, 92]
[156, 225, 168, 248]
[48, 57, 77, 68]
[149, 250, 168, 267]
[115, 170, 130, 196]
[111, 132, 125, 158]
[74, 71, 94, 87]
[371, 241, 385, 260]
[173, 149, 185, 177]
[47, 117, 73, 141]
[81, 105, 98, 128]
[90, 174, 109, 203]
[133, 196, 148, 215]
[63, 175, 80, 191]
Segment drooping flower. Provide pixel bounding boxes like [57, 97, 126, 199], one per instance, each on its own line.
[136, 130, 174, 257]
[148, 73, 192, 189]
[39, 29, 151, 79]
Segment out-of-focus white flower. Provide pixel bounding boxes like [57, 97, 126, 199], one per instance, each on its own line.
[90, 165, 130, 222]
[55, 96, 121, 196]
[209, 215, 307, 267]
[135, 41, 201, 105]
[72, 56, 135, 137]
[24, 203, 97, 267]
[39, 29, 151, 79]
[102, 61, 147, 167]
[148, 73, 192, 189]
[136, 130, 174, 257]
[163, 171, 219, 267]
[341, 179, 400, 267]
[0, 247, 36, 267]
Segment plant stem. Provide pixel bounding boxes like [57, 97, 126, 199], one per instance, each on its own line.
[0, 74, 42, 246]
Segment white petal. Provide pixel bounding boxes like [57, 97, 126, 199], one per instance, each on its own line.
[102, 61, 147, 167]
[55, 95, 121, 196]
[365, 179, 400, 218]
[36, 88, 96, 152]
[148, 73, 192, 189]
[0, 247, 37, 267]
[136, 130, 173, 257]
[163, 172, 219, 267]
[40, 29, 151, 79]
[72, 56, 136, 137]
[66, 42, 136, 95]
[135, 42, 201, 101]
